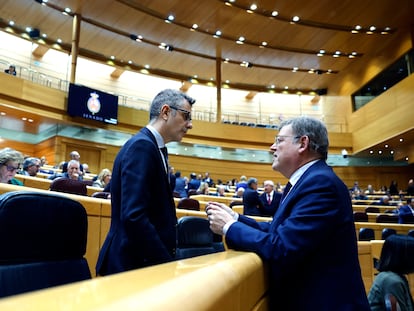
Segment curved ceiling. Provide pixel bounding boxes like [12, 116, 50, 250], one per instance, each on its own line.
[1, 0, 413, 94]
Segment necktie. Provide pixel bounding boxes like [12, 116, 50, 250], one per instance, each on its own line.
[267, 194, 271, 204]
[281, 182, 292, 202]
[160, 147, 169, 173]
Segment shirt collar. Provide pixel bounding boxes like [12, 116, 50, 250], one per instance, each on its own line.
[146, 125, 165, 148]
[289, 159, 320, 187]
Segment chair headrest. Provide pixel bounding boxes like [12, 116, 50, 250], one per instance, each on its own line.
[0, 191, 88, 262]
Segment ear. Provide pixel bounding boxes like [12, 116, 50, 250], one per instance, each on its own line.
[160, 104, 170, 121]
[297, 135, 309, 153]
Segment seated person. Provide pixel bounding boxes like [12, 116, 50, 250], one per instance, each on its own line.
[398, 198, 414, 224]
[92, 168, 112, 188]
[4, 65, 16, 76]
[213, 185, 225, 197]
[0, 147, 23, 185]
[233, 187, 245, 198]
[376, 195, 392, 206]
[197, 181, 210, 195]
[49, 160, 82, 181]
[368, 234, 414, 310]
[20, 157, 41, 177]
[353, 189, 368, 200]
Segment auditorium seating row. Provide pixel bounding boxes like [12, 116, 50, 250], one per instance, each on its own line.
[1, 239, 413, 310]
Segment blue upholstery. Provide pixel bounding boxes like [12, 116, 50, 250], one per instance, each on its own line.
[0, 191, 91, 298]
[176, 216, 224, 259]
[382, 228, 397, 240]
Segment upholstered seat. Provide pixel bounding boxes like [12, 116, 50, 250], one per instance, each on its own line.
[50, 177, 87, 196]
[91, 191, 111, 199]
[0, 191, 91, 298]
[382, 228, 397, 240]
[177, 198, 200, 211]
[176, 216, 224, 259]
[376, 214, 398, 223]
[359, 227, 375, 241]
[353, 211, 368, 222]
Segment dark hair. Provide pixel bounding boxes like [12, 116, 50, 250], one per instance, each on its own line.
[247, 177, 258, 187]
[279, 116, 329, 160]
[376, 234, 414, 274]
[149, 89, 195, 121]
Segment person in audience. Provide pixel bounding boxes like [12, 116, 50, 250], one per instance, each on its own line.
[368, 234, 414, 310]
[20, 157, 40, 177]
[389, 180, 399, 196]
[62, 151, 84, 176]
[173, 171, 188, 198]
[61, 160, 83, 180]
[203, 172, 214, 187]
[197, 181, 210, 195]
[168, 166, 176, 192]
[236, 175, 248, 190]
[96, 89, 195, 276]
[365, 184, 375, 195]
[406, 179, 414, 196]
[353, 189, 368, 200]
[214, 185, 226, 197]
[259, 180, 281, 217]
[233, 187, 245, 198]
[398, 198, 414, 223]
[206, 116, 369, 310]
[0, 147, 24, 185]
[40, 156, 48, 166]
[82, 163, 91, 174]
[377, 195, 393, 206]
[187, 172, 201, 194]
[242, 177, 265, 216]
[92, 168, 112, 188]
[4, 64, 16, 76]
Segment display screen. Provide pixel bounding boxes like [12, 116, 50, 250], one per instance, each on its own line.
[67, 83, 118, 125]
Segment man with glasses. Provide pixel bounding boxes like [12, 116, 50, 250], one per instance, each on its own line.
[20, 157, 41, 177]
[0, 147, 24, 185]
[97, 89, 195, 276]
[206, 116, 369, 310]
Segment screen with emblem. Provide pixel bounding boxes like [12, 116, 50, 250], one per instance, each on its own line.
[67, 83, 118, 125]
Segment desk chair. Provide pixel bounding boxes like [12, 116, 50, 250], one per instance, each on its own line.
[359, 228, 375, 241]
[177, 198, 200, 211]
[0, 191, 91, 298]
[176, 216, 224, 259]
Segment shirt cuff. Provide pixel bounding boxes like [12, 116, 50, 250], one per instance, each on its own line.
[223, 219, 237, 235]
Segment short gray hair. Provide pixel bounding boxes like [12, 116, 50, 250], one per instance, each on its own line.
[149, 89, 195, 121]
[279, 116, 329, 160]
[0, 148, 23, 166]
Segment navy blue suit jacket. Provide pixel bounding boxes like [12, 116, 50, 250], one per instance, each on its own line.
[259, 191, 282, 217]
[398, 205, 414, 223]
[96, 127, 176, 275]
[242, 187, 265, 216]
[225, 161, 369, 310]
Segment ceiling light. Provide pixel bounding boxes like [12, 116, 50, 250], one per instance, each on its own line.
[292, 16, 300, 22]
[214, 30, 222, 37]
[9, 21, 15, 26]
[191, 24, 198, 30]
[249, 4, 257, 10]
[261, 41, 267, 46]
[271, 11, 278, 17]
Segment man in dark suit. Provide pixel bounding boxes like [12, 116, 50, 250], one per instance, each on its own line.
[398, 198, 414, 223]
[206, 116, 369, 310]
[259, 180, 281, 217]
[96, 89, 195, 276]
[242, 177, 265, 216]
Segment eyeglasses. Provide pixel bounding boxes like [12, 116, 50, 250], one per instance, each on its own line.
[170, 106, 192, 121]
[274, 135, 300, 145]
[3, 164, 20, 172]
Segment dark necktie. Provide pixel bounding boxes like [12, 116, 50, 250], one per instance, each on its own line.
[160, 146, 169, 172]
[281, 182, 292, 202]
[267, 194, 271, 204]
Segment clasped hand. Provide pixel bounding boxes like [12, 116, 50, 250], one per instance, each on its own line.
[205, 201, 235, 235]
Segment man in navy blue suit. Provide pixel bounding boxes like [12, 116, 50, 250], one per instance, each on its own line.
[206, 116, 369, 310]
[398, 198, 414, 223]
[242, 177, 265, 216]
[96, 89, 195, 275]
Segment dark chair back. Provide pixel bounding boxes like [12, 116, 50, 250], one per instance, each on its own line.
[0, 191, 91, 298]
[176, 216, 224, 259]
[187, 189, 198, 197]
[359, 227, 375, 241]
[365, 206, 380, 213]
[177, 198, 200, 211]
[50, 177, 87, 196]
[229, 200, 244, 208]
[353, 211, 368, 222]
[382, 228, 397, 240]
[91, 191, 111, 199]
[408, 229, 414, 238]
[376, 214, 399, 223]
[399, 214, 414, 224]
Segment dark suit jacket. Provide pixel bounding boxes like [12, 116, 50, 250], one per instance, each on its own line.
[398, 205, 414, 223]
[225, 160, 369, 310]
[259, 191, 282, 217]
[242, 187, 264, 216]
[96, 127, 176, 275]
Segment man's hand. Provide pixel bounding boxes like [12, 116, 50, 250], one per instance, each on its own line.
[205, 201, 237, 235]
